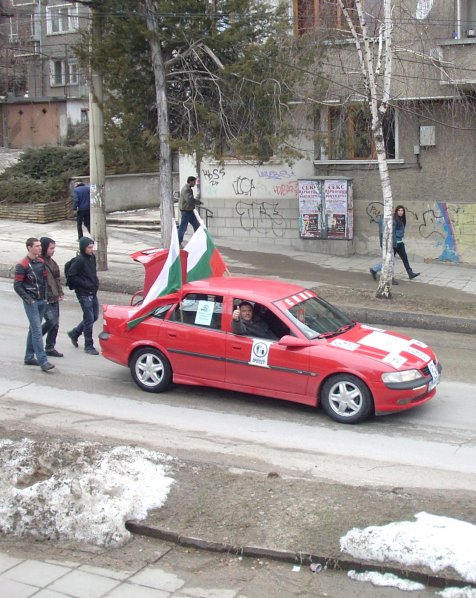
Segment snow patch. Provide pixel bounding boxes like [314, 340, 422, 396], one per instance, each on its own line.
[0, 439, 174, 547]
[340, 512, 476, 583]
[348, 570, 425, 591]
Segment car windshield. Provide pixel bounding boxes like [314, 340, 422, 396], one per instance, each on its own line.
[285, 296, 355, 339]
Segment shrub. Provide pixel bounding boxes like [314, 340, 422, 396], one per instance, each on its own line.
[0, 146, 88, 204]
[0, 174, 70, 205]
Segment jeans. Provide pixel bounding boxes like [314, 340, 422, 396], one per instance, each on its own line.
[77, 210, 90, 239]
[23, 299, 48, 365]
[71, 294, 99, 348]
[394, 242, 413, 275]
[42, 302, 59, 351]
[178, 210, 200, 244]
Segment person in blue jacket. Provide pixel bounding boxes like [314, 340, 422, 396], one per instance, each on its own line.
[73, 181, 91, 240]
[393, 205, 420, 280]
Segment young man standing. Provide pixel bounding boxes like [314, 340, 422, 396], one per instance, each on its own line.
[178, 175, 200, 245]
[40, 237, 64, 357]
[13, 237, 55, 371]
[67, 237, 100, 355]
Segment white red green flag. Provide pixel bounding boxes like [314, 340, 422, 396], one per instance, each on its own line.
[127, 225, 182, 329]
[184, 211, 227, 282]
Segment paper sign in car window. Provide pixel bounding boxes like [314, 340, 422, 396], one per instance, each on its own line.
[359, 331, 410, 354]
[194, 301, 214, 326]
[249, 339, 272, 367]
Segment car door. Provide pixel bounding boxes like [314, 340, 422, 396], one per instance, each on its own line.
[225, 300, 311, 401]
[161, 292, 226, 383]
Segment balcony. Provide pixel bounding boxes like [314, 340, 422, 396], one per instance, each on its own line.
[438, 37, 476, 90]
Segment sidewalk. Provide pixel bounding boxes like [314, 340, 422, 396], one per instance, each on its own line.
[1, 213, 476, 333]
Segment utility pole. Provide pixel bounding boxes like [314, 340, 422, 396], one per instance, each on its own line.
[88, 5, 107, 270]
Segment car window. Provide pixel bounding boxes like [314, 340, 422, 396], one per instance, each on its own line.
[170, 293, 223, 330]
[151, 304, 174, 320]
[232, 298, 290, 339]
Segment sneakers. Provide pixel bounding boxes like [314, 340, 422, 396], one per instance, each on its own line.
[409, 272, 420, 280]
[68, 330, 79, 348]
[41, 362, 55, 372]
[369, 267, 377, 281]
[46, 349, 63, 357]
[85, 347, 99, 355]
[24, 358, 40, 366]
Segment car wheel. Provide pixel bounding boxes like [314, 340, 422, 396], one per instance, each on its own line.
[130, 348, 172, 393]
[320, 374, 373, 424]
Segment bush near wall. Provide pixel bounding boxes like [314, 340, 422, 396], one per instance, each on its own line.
[0, 146, 88, 223]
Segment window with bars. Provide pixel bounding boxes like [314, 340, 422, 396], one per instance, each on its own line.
[294, 0, 358, 35]
[326, 105, 395, 160]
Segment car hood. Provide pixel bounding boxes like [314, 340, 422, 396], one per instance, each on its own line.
[315, 323, 436, 370]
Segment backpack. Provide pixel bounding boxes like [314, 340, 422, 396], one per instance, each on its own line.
[64, 256, 80, 290]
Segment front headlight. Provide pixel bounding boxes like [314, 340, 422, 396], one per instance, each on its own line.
[381, 369, 423, 384]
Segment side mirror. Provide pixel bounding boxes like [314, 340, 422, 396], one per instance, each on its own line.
[278, 335, 310, 348]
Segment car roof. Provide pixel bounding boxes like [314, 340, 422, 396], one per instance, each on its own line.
[182, 276, 308, 303]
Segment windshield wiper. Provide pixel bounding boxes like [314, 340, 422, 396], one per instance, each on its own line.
[317, 322, 356, 339]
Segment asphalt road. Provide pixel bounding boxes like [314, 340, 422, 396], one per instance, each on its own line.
[2, 280, 476, 494]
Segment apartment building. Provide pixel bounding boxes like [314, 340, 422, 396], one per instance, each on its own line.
[0, 0, 89, 147]
[193, 0, 476, 263]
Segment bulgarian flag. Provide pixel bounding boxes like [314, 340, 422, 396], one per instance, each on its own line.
[185, 210, 228, 282]
[126, 225, 182, 329]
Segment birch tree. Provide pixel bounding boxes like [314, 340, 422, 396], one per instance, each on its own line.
[337, 0, 394, 299]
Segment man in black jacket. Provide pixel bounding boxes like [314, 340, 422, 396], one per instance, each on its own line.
[13, 237, 55, 371]
[67, 237, 100, 355]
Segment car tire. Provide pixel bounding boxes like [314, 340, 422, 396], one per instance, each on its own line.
[130, 347, 172, 393]
[320, 374, 373, 424]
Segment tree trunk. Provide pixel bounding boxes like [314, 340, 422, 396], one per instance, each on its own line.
[144, 0, 174, 248]
[89, 6, 108, 271]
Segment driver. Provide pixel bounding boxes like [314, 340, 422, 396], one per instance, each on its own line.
[231, 301, 278, 340]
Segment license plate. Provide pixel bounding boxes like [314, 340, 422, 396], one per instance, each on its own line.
[428, 360, 440, 391]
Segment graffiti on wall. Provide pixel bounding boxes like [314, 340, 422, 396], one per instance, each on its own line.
[232, 176, 256, 196]
[366, 201, 476, 263]
[257, 167, 295, 180]
[235, 200, 286, 237]
[202, 167, 225, 186]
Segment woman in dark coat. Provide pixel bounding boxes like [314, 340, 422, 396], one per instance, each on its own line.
[393, 205, 420, 280]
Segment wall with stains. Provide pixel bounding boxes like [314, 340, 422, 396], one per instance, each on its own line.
[364, 200, 476, 265]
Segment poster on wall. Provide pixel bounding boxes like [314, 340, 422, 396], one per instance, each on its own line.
[298, 180, 322, 238]
[324, 179, 348, 239]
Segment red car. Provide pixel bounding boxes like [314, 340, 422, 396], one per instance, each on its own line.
[99, 277, 441, 424]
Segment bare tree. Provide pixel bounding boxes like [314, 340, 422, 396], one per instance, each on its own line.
[337, 0, 394, 298]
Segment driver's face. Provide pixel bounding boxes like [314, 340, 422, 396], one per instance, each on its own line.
[239, 304, 253, 321]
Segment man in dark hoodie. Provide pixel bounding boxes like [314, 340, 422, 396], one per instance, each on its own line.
[40, 237, 64, 357]
[67, 237, 100, 355]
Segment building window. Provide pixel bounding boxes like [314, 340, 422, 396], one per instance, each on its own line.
[294, 0, 358, 35]
[81, 109, 89, 123]
[325, 105, 396, 160]
[50, 59, 79, 86]
[46, 4, 79, 35]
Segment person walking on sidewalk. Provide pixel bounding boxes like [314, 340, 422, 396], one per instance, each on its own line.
[393, 205, 420, 280]
[40, 237, 64, 358]
[67, 237, 100, 355]
[178, 176, 200, 245]
[73, 181, 91, 240]
[13, 237, 55, 372]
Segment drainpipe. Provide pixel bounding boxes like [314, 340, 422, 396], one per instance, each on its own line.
[456, 0, 462, 39]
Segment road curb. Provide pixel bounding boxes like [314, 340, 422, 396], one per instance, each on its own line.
[125, 521, 473, 590]
[343, 306, 476, 335]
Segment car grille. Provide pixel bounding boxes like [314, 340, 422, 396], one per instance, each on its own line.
[421, 360, 440, 377]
